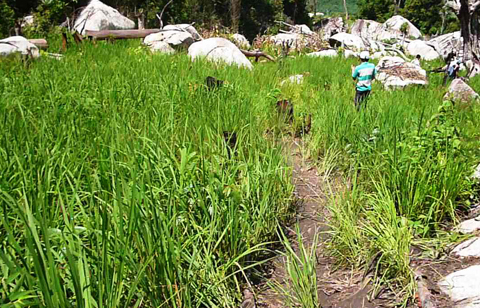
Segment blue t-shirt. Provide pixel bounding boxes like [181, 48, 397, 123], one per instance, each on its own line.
[352, 62, 377, 92]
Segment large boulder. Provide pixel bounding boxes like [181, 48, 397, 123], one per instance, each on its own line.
[429, 31, 462, 59]
[21, 15, 34, 29]
[351, 19, 383, 41]
[188, 38, 253, 70]
[163, 24, 202, 41]
[444, 79, 479, 102]
[376, 56, 428, 89]
[144, 31, 194, 49]
[377, 15, 422, 41]
[0, 36, 40, 58]
[315, 17, 345, 39]
[329, 33, 365, 50]
[148, 41, 175, 55]
[74, 0, 135, 35]
[231, 34, 251, 49]
[292, 24, 314, 35]
[406, 40, 440, 61]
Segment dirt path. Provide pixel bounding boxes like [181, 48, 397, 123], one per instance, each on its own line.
[253, 138, 392, 308]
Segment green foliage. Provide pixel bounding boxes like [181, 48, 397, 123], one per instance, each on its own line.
[315, 0, 357, 15]
[357, 0, 393, 22]
[0, 1, 15, 37]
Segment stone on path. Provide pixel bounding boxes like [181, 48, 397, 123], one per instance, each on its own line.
[438, 265, 480, 307]
[444, 79, 480, 103]
[452, 237, 480, 258]
[457, 216, 480, 234]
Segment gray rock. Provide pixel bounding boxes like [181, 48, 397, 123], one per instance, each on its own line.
[351, 19, 383, 41]
[144, 31, 194, 49]
[438, 265, 480, 307]
[317, 17, 345, 40]
[457, 216, 480, 234]
[188, 38, 253, 70]
[163, 24, 202, 41]
[444, 79, 479, 103]
[452, 237, 480, 258]
[231, 34, 250, 49]
[74, 0, 135, 35]
[378, 15, 422, 41]
[429, 31, 462, 60]
[376, 56, 428, 89]
[0, 36, 40, 58]
[148, 41, 175, 54]
[329, 33, 365, 50]
[406, 40, 440, 61]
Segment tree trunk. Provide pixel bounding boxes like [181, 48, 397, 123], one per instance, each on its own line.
[343, 0, 349, 20]
[138, 14, 145, 30]
[231, 0, 241, 33]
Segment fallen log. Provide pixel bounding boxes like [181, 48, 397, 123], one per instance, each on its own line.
[85, 29, 163, 40]
[241, 49, 275, 62]
[28, 39, 48, 49]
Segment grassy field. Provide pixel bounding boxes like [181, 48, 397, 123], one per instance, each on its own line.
[1, 40, 480, 307]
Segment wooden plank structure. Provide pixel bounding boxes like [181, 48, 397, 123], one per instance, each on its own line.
[85, 29, 162, 40]
[28, 39, 48, 49]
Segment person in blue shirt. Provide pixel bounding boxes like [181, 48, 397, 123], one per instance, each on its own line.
[352, 51, 377, 110]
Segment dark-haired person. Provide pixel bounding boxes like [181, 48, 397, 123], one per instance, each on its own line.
[352, 51, 377, 110]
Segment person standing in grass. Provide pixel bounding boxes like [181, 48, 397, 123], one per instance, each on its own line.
[351, 51, 377, 110]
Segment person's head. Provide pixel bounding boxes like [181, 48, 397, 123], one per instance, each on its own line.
[416, 54, 421, 60]
[359, 51, 370, 62]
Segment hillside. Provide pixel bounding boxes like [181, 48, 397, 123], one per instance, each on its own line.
[316, 0, 357, 15]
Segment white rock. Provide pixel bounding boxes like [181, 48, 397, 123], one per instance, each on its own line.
[280, 74, 304, 86]
[452, 237, 480, 258]
[406, 40, 440, 61]
[144, 31, 194, 49]
[270, 33, 302, 49]
[163, 24, 202, 41]
[444, 79, 480, 103]
[372, 51, 386, 59]
[74, 0, 135, 35]
[329, 33, 365, 50]
[0, 36, 40, 58]
[429, 31, 462, 60]
[308, 12, 324, 18]
[307, 50, 338, 57]
[317, 17, 345, 40]
[344, 50, 358, 58]
[376, 56, 428, 89]
[148, 41, 175, 54]
[457, 216, 480, 234]
[231, 34, 250, 49]
[378, 15, 422, 41]
[438, 265, 480, 305]
[351, 19, 383, 41]
[21, 15, 34, 28]
[188, 38, 253, 70]
[295, 24, 314, 35]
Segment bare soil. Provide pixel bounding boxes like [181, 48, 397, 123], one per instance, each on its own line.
[250, 138, 395, 308]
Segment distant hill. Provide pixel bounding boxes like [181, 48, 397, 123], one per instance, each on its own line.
[316, 0, 357, 15]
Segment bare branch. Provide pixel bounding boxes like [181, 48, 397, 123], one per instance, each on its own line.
[158, 0, 174, 29]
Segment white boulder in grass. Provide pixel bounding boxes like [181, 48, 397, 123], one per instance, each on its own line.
[375, 56, 428, 89]
[307, 50, 338, 57]
[188, 38, 253, 70]
[329, 33, 365, 50]
[0, 36, 40, 58]
[148, 41, 175, 54]
[74, 0, 135, 35]
[270, 33, 302, 49]
[456, 216, 480, 234]
[452, 237, 480, 258]
[438, 265, 480, 307]
[406, 40, 440, 61]
[231, 34, 251, 49]
[377, 15, 422, 41]
[351, 19, 383, 41]
[163, 24, 202, 41]
[144, 31, 194, 49]
[444, 79, 480, 103]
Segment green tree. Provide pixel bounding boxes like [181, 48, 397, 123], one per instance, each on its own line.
[357, 0, 395, 22]
[0, 1, 15, 37]
[402, 0, 450, 34]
